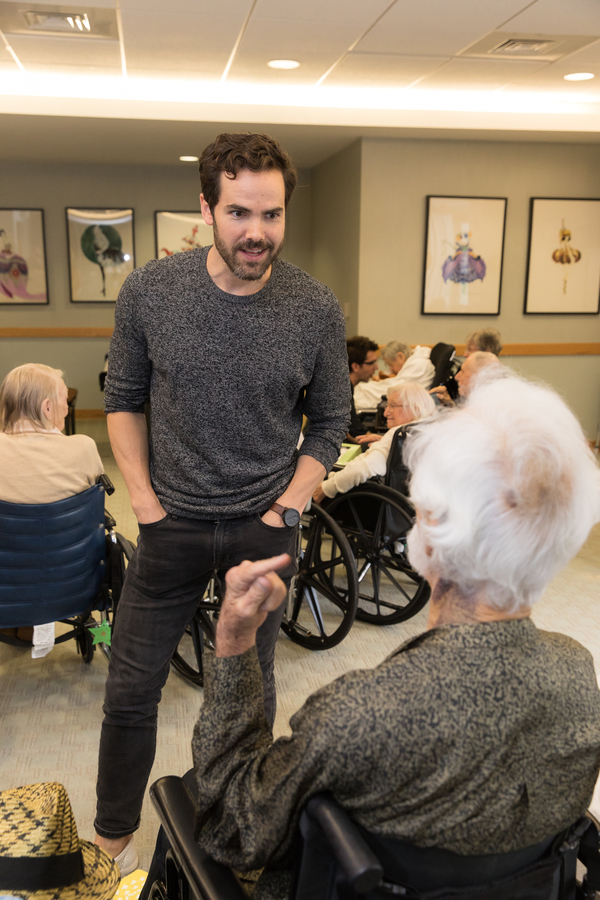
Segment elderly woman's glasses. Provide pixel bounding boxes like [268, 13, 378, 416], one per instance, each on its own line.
[386, 402, 405, 410]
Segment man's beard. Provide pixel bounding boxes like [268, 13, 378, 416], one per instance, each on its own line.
[213, 222, 283, 282]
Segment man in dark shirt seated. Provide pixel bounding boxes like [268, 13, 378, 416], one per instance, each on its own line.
[346, 335, 380, 441]
[145, 373, 600, 900]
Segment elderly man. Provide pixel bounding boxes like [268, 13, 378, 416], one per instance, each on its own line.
[353, 340, 434, 409]
[142, 373, 600, 900]
[465, 328, 503, 357]
[430, 349, 500, 406]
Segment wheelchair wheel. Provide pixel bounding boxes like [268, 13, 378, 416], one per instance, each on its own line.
[170, 578, 219, 688]
[327, 484, 430, 625]
[281, 503, 358, 650]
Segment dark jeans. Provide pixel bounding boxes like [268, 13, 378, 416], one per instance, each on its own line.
[94, 512, 297, 839]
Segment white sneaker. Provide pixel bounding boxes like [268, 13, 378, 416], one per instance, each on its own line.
[114, 836, 139, 878]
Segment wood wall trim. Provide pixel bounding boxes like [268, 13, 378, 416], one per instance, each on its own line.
[0, 330, 597, 355]
[0, 327, 113, 338]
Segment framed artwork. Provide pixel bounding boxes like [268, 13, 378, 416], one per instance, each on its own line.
[155, 211, 213, 259]
[66, 207, 134, 302]
[422, 196, 507, 316]
[524, 198, 600, 314]
[0, 208, 48, 305]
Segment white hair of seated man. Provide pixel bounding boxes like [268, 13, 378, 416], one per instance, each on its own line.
[387, 381, 436, 422]
[405, 375, 600, 614]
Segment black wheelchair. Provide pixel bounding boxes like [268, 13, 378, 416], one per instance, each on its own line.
[321, 424, 431, 626]
[0, 476, 134, 662]
[170, 502, 360, 688]
[145, 774, 600, 900]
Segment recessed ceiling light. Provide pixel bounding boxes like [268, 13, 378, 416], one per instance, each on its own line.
[267, 59, 300, 70]
[564, 72, 594, 81]
[179, 155, 199, 162]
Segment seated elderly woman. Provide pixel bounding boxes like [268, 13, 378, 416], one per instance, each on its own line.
[0, 363, 103, 504]
[313, 381, 435, 504]
[353, 340, 435, 408]
[143, 373, 600, 900]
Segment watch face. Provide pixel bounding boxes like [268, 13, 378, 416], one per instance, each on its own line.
[283, 508, 300, 527]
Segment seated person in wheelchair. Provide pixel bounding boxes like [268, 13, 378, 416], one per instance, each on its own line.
[312, 382, 435, 503]
[145, 373, 600, 900]
[429, 350, 500, 407]
[0, 363, 103, 504]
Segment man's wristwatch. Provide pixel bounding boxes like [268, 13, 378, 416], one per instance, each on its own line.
[269, 502, 300, 527]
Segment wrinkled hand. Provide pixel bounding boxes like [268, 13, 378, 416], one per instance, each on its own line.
[355, 432, 382, 445]
[216, 555, 290, 657]
[429, 385, 455, 407]
[313, 483, 326, 504]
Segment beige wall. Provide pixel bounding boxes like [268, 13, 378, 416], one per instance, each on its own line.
[357, 138, 600, 435]
[311, 140, 361, 335]
[0, 160, 310, 408]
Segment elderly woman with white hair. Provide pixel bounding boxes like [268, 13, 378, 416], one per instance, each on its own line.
[313, 381, 435, 504]
[0, 363, 103, 504]
[161, 373, 600, 900]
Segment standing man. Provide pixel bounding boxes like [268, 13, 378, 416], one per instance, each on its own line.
[94, 132, 350, 872]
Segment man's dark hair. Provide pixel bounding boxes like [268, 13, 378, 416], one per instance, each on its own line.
[346, 336, 379, 372]
[199, 133, 298, 211]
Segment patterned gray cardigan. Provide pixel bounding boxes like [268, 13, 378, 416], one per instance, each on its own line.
[192, 618, 600, 900]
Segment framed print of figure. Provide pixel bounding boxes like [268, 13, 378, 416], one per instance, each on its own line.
[0, 208, 48, 305]
[525, 198, 600, 314]
[422, 196, 507, 316]
[155, 211, 213, 259]
[66, 207, 134, 302]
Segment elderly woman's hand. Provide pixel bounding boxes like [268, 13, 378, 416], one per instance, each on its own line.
[313, 484, 327, 504]
[355, 432, 382, 445]
[216, 555, 290, 658]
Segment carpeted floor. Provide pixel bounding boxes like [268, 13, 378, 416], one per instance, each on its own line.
[1, 418, 600, 875]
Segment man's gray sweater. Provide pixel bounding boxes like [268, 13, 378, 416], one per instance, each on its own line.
[104, 247, 351, 519]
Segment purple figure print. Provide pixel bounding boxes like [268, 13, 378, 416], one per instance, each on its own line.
[442, 228, 486, 284]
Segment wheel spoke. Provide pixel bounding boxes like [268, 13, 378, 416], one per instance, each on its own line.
[305, 586, 327, 636]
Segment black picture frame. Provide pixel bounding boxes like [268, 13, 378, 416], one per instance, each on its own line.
[421, 195, 507, 316]
[524, 197, 600, 315]
[0, 208, 49, 305]
[66, 207, 135, 303]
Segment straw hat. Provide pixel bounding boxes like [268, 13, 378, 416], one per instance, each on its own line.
[0, 783, 119, 900]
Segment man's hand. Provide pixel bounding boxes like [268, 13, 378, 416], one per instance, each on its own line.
[216, 555, 290, 658]
[313, 483, 326, 504]
[260, 508, 286, 528]
[355, 432, 382, 445]
[429, 385, 455, 407]
[135, 495, 167, 524]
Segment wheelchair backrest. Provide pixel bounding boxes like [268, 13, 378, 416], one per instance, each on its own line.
[0, 483, 106, 627]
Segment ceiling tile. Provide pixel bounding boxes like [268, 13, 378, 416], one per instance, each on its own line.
[500, 0, 600, 35]
[357, 0, 536, 56]
[9, 34, 121, 66]
[0, 0, 116, 7]
[252, 0, 393, 27]
[120, 0, 249, 11]
[26, 62, 123, 75]
[121, 9, 243, 76]
[325, 53, 448, 88]
[228, 15, 363, 82]
[416, 57, 549, 90]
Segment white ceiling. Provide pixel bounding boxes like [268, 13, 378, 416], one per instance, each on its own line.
[1, 0, 600, 167]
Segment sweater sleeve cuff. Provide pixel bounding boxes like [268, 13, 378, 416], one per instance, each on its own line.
[203, 645, 264, 710]
[322, 477, 338, 499]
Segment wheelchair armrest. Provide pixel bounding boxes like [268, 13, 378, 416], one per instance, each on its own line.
[150, 776, 248, 900]
[306, 794, 383, 894]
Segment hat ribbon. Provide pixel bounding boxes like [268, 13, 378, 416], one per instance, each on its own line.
[0, 849, 84, 890]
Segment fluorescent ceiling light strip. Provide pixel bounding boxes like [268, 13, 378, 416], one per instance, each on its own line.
[0, 73, 598, 114]
[221, 0, 258, 82]
[115, 1, 127, 78]
[314, 0, 400, 87]
[0, 28, 25, 72]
